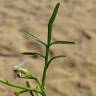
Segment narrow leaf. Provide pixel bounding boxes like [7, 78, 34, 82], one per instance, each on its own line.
[47, 55, 66, 68]
[48, 3, 60, 45]
[20, 29, 46, 46]
[49, 3, 60, 26]
[14, 92, 21, 96]
[19, 90, 27, 94]
[50, 41, 76, 46]
[22, 52, 45, 58]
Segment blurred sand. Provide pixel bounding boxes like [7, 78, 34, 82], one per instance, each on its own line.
[0, 0, 96, 96]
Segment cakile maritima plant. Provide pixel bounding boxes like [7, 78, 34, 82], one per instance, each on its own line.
[0, 2, 76, 96]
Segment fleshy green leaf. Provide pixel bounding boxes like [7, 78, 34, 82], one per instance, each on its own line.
[48, 3, 60, 45]
[20, 29, 46, 46]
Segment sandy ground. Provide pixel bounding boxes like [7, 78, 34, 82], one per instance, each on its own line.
[0, 0, 96, 96]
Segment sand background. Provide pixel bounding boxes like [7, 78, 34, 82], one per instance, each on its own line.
[0, 0, 96, 96]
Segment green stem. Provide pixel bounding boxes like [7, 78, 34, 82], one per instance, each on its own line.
[42, 45, 49, 88]
[0, 78, 42, 95]
[21, 76, 46, 96]
[42, 2, 60, 89]
[26, 81, 34, 96]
